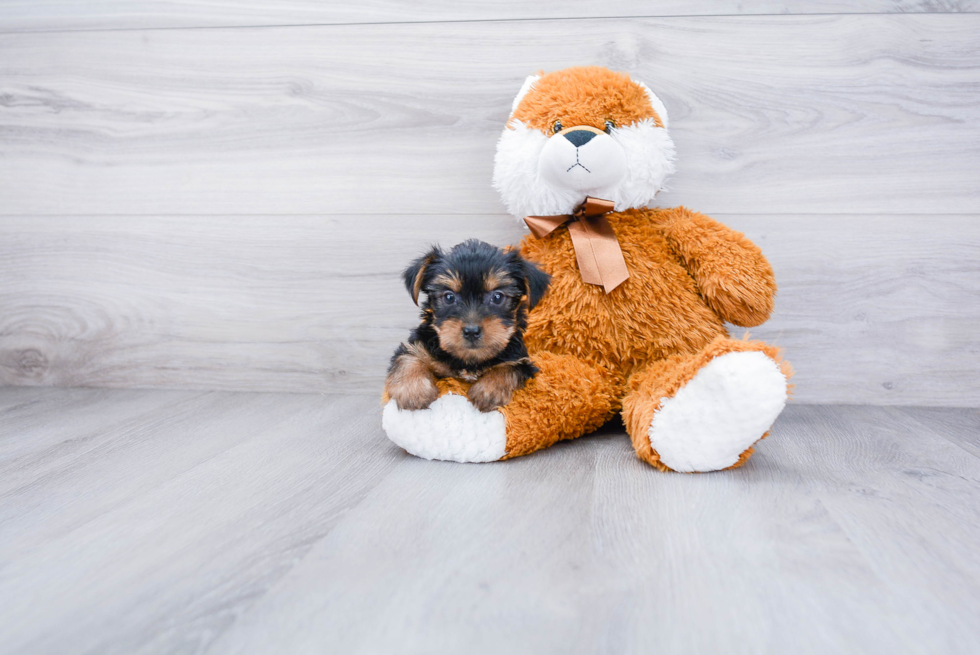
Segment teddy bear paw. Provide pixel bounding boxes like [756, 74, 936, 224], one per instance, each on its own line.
[382, 393, 508, 463]
[648, 351, 788, 472]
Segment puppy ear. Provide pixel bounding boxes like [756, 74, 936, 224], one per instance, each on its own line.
[521, 258, 551, 310]
[402, 247, 440, 305]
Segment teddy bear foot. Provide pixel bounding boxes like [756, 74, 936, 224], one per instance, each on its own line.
[382, 393, 507, 463]
[647, 351, 788, 473]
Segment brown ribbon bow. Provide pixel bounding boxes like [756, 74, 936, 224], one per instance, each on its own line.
[524, 197, 629, 293]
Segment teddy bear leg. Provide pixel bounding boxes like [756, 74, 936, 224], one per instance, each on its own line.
[382, 351, 620, 463]
[622, 336, 791, 473]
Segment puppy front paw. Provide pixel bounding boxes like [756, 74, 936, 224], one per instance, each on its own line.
[391, 381, 439, 411]
[467, 375, 516, 413]
[386, 369, 439, 411]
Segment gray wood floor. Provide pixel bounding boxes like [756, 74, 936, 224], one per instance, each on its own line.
[1, 387, 978, 654]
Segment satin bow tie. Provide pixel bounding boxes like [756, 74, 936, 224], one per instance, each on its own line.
[523, 197, 629, 293]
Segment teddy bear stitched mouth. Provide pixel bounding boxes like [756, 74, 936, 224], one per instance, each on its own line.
[566, 148, 591, 173]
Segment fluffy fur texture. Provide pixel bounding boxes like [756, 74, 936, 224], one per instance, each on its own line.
[383, 66, 791, 472]
[647, 351, 788, 472]
[520, 207, 777, 375]
[386, 351, 619, 462]
[385, 240, 550, 413]
[494, 67, 676, 217]
[383, 393, 507, 463]
[622, 336, 794, 472]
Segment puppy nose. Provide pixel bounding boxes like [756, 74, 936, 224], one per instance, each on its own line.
[563, 129, 597, 147]
[462, 325, 482, 340]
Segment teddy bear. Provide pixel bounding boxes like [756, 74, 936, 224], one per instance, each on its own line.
[382, 66, 791, 473]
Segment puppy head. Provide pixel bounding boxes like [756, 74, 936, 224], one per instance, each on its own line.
[493, 66, 676, 218]
[403, 240, 550, 363]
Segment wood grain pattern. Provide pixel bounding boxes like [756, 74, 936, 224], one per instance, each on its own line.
[1, 213, 976, 405]
[3, 389, 978, 653]
[0, 390, 403, 655]
[759, 405, 980, 652]
[894, 405, 980, 458]
[1, 1, 975, 33]
[215, 406, 980, 654]
[727, 213, 980, 406]
[1, 12, 977, 404]
[1, 15, 978, 216]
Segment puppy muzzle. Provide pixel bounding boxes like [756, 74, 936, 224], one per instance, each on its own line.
[462, 324, 482, 343]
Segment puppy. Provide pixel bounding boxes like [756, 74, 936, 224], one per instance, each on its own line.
[386, 239, 550, 412]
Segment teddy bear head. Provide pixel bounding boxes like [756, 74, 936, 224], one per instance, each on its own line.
[493, 66, 676, 218]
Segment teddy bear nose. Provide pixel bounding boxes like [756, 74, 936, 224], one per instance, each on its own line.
[563, 130, 598, 147]
[462, 325, 482, 341]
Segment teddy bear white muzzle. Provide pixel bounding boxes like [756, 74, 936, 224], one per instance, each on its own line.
[538, 126, 627, 194]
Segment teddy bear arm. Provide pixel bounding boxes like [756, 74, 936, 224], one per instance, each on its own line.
[660, 208, 777, 327]
[382, 351, 620, 463]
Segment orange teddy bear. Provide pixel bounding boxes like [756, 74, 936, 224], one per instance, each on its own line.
[383, 66, 791, 472]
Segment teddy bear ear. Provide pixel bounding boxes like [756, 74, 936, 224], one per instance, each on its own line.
[637, 81, 670, 129]
[509, 74, 541, 116]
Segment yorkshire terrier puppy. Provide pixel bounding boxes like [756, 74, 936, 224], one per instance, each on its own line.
[386, 239, 550, 412]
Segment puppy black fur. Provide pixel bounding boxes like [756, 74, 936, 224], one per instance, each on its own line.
[386, 239, 550, 412]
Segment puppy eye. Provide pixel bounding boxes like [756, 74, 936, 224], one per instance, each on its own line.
[488, 291, 505, 305]
[442, 291, 456, 304]
[604, 120, 615, 134]
[552, 120, 563, 134]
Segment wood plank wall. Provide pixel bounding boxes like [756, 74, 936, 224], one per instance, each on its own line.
[0, 2, 978, 405]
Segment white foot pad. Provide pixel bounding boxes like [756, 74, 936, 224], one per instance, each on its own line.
[648, 351, 787, 472]
[382, 393, 508, 463]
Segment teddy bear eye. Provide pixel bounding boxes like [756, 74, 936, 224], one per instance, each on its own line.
[604, 120, 615, 134]
[553, 120, 563, 134]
